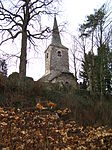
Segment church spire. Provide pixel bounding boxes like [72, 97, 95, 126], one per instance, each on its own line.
[51, 15, 62, 45]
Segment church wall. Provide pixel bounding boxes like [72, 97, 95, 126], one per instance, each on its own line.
[50, 45, 69, 73]
[45, 46, 51, 75]
[51, 73, 76, 88]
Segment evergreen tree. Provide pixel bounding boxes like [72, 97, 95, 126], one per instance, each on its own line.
[79, 4, 112, 96]
[0, 59, 7, 76]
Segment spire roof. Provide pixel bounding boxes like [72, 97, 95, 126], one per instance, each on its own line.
[51, 15, 62, 45]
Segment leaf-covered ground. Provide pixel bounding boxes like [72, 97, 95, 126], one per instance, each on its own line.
[0, 102, 112, 150]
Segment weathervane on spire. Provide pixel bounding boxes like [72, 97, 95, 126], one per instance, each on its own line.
[54, 7, 57, 18]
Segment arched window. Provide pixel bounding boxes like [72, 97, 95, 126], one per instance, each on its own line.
[46, 53, 48, 58]
[66, 81, 69, 84]
[57, 51, 62, 57]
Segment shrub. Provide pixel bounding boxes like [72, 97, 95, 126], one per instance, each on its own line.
[0, 73, 7, 94]
[7, 72, 19, 92]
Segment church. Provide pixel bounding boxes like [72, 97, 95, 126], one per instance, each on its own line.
[38, 16, 76, 88]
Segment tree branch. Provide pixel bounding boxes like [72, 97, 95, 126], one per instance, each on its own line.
[0, 31, 21, 45]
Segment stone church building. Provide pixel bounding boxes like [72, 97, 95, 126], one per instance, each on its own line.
[38, 16, 76, 88]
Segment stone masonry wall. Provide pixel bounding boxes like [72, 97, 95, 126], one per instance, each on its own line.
[45, 46, 51, 75]
[50, 45, 69, 73]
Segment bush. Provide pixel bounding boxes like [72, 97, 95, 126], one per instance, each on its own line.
[0, 74, 112, 127]
[7, 72, 19, 92]
[0, 73, 7, 93]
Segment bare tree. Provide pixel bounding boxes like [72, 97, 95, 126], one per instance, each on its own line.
[0, 0, 60, 81]
[0, 58, 7, 76]
[70, 35, 83, 89]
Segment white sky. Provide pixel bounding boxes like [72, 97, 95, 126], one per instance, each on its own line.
[2, 0, 112, 80]
[62, 0, 110, 31]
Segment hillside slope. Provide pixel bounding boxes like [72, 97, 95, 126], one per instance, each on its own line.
[0, 103, 112, 150]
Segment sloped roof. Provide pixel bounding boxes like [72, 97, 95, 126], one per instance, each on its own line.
[38, 71, 75, 83]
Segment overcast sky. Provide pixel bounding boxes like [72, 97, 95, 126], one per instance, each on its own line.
[5, 0, 112, 80]
[62, 0, 111, 32]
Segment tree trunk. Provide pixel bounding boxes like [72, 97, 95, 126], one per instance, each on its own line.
[19, 0, 29, 81]
[19, 30, 27, 81]
[100, 21, 103, 100]
[90, 32, 94, 95]
[73, 54, 79, 89]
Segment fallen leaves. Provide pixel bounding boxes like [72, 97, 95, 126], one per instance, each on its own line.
[0, 103, 112, 149]
[36, 103, 45, 110]
[36, 101, 57, 110]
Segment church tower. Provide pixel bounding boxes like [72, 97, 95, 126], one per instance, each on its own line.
[45, 16, 69, 75]
[38, 16, 76, 88]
